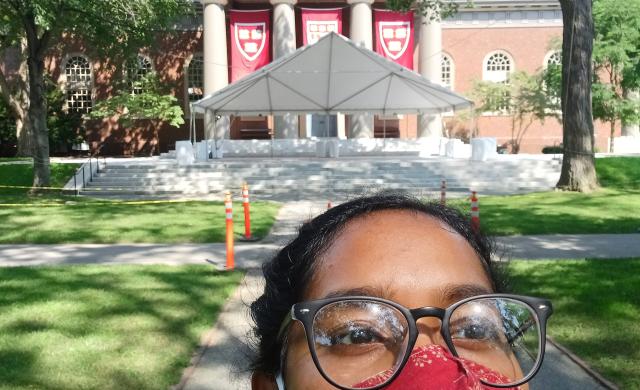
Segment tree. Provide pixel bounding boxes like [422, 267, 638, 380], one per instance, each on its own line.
[592, 0, 640, 139]
[0, 0, 192, 187]
[556, 0, 598, 192]
[387, 0, 472, 19]
[471, 71, 557, 154]
[89, 73, 184, 156]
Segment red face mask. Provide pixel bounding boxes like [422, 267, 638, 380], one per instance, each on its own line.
[353, 345, 522, 390]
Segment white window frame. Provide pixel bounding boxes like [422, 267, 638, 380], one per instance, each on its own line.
[60, 53, 94, 114]
[126, 54, 154, 95]
[184, 52, 204, 114]
[543, 50, 561, 69]
[482, 50, 515, 115]
[441, 53, 455, 91]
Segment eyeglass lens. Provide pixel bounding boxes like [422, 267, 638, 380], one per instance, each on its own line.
[310, 298, 540, 389]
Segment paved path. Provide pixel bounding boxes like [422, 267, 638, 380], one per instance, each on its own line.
[3, 233, 640, 268]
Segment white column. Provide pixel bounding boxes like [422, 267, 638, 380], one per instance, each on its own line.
[417, 8, 443, 138]
[203, 0, 229, 140]
[347, 0, 374, 138]
[622, 89, 640, 137]
[271, 0, 299, 139]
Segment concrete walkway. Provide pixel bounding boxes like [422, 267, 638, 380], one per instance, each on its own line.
[3, 233, 640, 267]
[0, 201, 628, 390]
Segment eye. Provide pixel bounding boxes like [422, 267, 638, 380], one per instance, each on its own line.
[451, 317, 502, 342]
[332, 325, 383, 345]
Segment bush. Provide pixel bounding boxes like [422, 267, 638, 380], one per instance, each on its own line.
[542, 145, 563, 154]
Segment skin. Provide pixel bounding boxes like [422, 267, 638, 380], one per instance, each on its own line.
[253, 210, 522, 390]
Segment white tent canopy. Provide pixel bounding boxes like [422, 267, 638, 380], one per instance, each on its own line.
[192, 32, 473, 116]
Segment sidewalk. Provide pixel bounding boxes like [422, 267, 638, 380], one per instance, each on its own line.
[3, 233, 640, 268]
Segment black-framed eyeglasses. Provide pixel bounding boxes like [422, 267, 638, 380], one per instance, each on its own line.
[278, 294, 553, 390]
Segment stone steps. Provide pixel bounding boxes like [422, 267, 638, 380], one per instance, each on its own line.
[82, 157, 561, 199]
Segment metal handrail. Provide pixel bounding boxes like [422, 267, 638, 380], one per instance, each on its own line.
[72, 156, 104, 196]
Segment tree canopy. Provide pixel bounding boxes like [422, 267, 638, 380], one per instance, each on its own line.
[0, 0, 192, 186]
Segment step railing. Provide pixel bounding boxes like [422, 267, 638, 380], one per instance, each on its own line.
[64, 156, 106, 195]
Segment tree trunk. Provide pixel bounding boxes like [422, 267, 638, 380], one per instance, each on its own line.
[621, 88, 640, 137]
[557, 0, 598, 192]
[27, 56, 50, 187]
[15, 108, 33, 157]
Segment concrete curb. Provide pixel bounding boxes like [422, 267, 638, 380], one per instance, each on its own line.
[547, 337, 619, 390]
[172, 269, 253, 390]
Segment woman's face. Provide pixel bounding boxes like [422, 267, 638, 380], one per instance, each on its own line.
[254, 210, 509, 389]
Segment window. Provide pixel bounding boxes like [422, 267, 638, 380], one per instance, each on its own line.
[64, 55, 92, 114]
[483, 51, 513, 82]
[187, 53, 204, 102]
[483, 51, 514, 112]
[544, 51, 561, 68]
[441, 54, 454, 90]
[127, 55, 153, 95]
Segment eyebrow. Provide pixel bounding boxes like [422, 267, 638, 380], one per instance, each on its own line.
[440, 283, 493, 305]
[321, 283, 492, 307]
[322, 285, 394, 300]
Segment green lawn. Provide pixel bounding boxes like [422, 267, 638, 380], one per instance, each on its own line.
[508, 259, 640, 389]
[0, 157, 32, 163]
[0, 162, 79, 194]
[0, 196, 280, 244]
[0, 162, 280, 243]
[0, 265, 244, 390]
[454, 157, 640, 235]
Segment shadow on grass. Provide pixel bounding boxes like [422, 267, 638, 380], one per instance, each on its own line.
[0, 200, 279, 244]
[508, 259, 640, 389]
[0, 265, 243, 390]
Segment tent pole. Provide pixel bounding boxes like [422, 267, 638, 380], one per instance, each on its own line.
[213, 111, 217, 160]
[383, 118, 387, 150]
[189, 104, 195, 145]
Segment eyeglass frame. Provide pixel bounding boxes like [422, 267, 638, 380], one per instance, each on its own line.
[277, 293, 553, 390]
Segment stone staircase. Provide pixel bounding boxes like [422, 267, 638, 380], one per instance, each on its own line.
[80, 156, 562, 200]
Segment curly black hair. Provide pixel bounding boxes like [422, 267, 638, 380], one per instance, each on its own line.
[249, 192, 505, 376]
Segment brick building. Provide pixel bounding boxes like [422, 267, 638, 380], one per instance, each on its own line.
[48, 0, 616, 155]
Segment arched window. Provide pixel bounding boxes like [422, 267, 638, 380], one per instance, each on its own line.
[544, 51, 561, 68]
[187, 53, 204, 102]
[126, 55, 153, 95]
[64, 55, 92, 113]
[441, 54, 454, 90]
[483, 51, 514, 112]
[483, 51, 514, 83]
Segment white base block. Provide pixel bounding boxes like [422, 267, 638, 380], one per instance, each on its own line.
[445, 139, 472, 159]
[175, 140, 194, 165]
[471, 137, 497, 161]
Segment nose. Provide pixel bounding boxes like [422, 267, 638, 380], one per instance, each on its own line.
[414, 318, 447, 349]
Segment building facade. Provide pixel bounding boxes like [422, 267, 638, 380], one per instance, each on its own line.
[47, 0, 617, 155]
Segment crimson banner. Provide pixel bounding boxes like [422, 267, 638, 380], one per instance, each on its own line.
[230, 9, 271, 82]
[301, 8, 343, 46]
[374, 9, 414, 69]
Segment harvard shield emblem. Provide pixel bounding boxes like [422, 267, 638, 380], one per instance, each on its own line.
[378, 21, 410, 60]
[234, 22, 266, 61]
[306, 21, 339, 45]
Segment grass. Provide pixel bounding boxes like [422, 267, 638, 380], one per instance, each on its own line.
[0, 196, 280, 244]
[507, 259, 640, 389]
[0, 157, 32, 163]
[451, 157, 640, 235]
[0, 162, 79, 194]
[0, 162, 280, 243]
[0, 265, 243, 390]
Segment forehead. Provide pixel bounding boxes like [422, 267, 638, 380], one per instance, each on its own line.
[304, 209, 493, 306]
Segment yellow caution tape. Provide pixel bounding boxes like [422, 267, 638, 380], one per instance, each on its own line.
[0, 199, 225, 207]
[0, 184, 65, 190]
